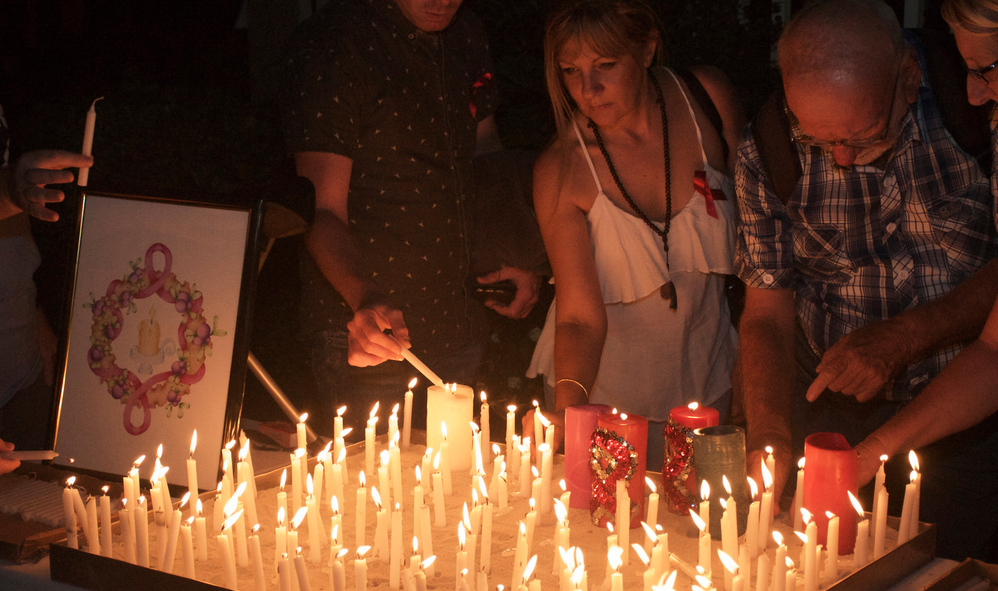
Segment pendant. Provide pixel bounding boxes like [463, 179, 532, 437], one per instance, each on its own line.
[661, 281, 678, 309]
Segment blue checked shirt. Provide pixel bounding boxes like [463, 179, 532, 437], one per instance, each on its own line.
[735, 64, 998, 402]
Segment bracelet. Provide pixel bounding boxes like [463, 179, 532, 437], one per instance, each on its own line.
[556, 378, 589, 400]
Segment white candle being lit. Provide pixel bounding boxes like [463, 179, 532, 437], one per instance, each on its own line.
[403, 379, 416, 448]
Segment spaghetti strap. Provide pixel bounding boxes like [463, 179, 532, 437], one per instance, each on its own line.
[660, 67, 709, 169]
[572, 120, 605, 195]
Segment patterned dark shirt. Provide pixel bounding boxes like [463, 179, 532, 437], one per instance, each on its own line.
[283, 0, 497, 362]
[735, 40, 998, 402]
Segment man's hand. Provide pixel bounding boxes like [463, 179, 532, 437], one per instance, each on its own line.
[346, 297, 410, 367]
[806, 320, 914, 402]
[746, 442, 793, 516]
[476, 267, 540, 319]
[7, 151, 93, 222]
[0, 440, 20, 475]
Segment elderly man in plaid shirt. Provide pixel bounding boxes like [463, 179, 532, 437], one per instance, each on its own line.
[735, 0, 998, 561]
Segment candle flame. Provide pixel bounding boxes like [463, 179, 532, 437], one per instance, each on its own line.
[420, 556, 435, 569]
[632, 543, 650, 565]
[413, 536, 419, 553]
[700, 480, 710, 500]
[295, 448, 306, 459]
[826, 510, 836, 519]
[337, 548, 349, 559]
[848, 491, 865, 517]
[441, 421, 448, 440]
[221, 509, 243, 532]
[532, 399, 540, 409]
[690, 509, 706, 532]
[157, 443, 164, 459]
[559, 546, 573, 570]
[470, 421, 479, 434]
[748, 476, 758, 499]
[761, 458, 773, 490]
[909, 450, 919, 472]
[607, 546, 623, 571]
[134, 454, 146, 468]
[371, 487, 382, 510]
[337, 405, 347, 417]
[528, 497, 535, 511]
[197, 499, 203, 517]
[910, 470, 918, 483]
[341, 427, 353, 439]
[523, 555, 537, 582]
[658, 571, 678, 591]
[359, 471, 366, 487]
[370, 402, 380, 419]
[555, 499, 568, 523]
[571, 565, 585, 586]
[717, 549, 739, 574]
[307, 473, 314, 496]
[880, 454, 888, 463]
[66, 476, 76, 487]
[719, 497, 728, 510]
[406, 378, 417, 390]
[278, 506, 285, 526]
[722, 475, 732, 495]
[520, 522, 527, 535]
[458, 521, 466, 548]
[798, 457, 806, 469]
[795, 531, 807, 544]
[786, 556, 795, 569]
[291, 507, 307, 530]
[508, 404, 517, 412]
[280, 469, 287, 490]
[252, 523, 260, 534]
[606, 522, 614, 534]
[538, 412, 550, 428]
[322, 440, 333, 456]
[801, 507, 812, 524]
[645, 476, 657, 494]
[187, 516, 195, 526]
[190, 430, 198, 456]
[765, 445, 774, 455]
[688, 402, 699, 411]
[226, 440, 236, 451]
[331, 496, 340, 514]
[239, 441, 248, 462]
[480, 391, 487, 403]
[102, 485, 109, 494]
[773, 531, 784, 546]
[181, 492, 191, 509]
[357, 546, 371, 558]
[380, 450, 390, 466]
[641, 521, 657, 543]
[337, 447, 347, 464]
[433, 452, 441, 471]
[299, 413, 308, 423]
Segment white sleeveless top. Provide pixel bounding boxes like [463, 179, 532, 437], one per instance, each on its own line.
[527, 68, 738, 421]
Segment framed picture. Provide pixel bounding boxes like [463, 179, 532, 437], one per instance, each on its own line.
[53, 191, 262, 490]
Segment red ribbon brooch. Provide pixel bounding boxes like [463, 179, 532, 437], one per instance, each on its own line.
[693, 170, 728, 219]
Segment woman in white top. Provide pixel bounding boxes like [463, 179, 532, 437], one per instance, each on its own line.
[526, 0, 745, 467]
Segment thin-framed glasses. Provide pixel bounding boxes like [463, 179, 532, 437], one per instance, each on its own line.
[967, 57, 998, 83]
[792, 62, 903, 149]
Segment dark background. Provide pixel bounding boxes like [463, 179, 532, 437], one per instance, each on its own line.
[0, 0, 935, 433]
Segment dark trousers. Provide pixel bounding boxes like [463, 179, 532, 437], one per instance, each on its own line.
[308, 329, 483, 438]
[791, 330, 998, 561]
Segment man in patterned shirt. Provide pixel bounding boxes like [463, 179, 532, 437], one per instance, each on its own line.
[283, 0, 540, 434]
[736, 0, 998, 559]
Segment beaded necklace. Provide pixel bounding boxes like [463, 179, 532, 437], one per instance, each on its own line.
[587, 69, 677, 309]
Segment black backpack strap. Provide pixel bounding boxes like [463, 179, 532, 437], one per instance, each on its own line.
[919, 28, 993, 174]
[673, 67, 729, 164]
[751, 89, 801, 206]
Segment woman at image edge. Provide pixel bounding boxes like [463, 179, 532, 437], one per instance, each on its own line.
[526, 0, 745, 468]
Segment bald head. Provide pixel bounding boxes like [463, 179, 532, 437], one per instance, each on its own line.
[779, 0, 906, 92]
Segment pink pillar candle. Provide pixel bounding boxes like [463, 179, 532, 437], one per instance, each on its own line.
[565, 404, 611, 509]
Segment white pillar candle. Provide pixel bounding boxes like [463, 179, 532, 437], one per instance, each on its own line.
[404, 380, 416, 448]
[356, 472, 367, 548]
[195, 499, 208, 562]
[77, 97, 102, 186]
[181, 517, 196, 579]
[62, 479, 78, 550]
[99, 489, 112, 558]
[427, 384, 474, 472]
[480, 392, 491, 466]
[86, 496, 100, 555]
[873, 484, 889, 559]
[249, 527, 266, 591]
[825, 512, 839, 584]
[187, 431, 199, 519]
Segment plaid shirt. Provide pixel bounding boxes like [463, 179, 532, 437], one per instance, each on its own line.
[735, 68, 997, 401]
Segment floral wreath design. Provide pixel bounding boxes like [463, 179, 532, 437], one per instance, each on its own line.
[589, 427, 639, 526]
[84, 243, 225, 435]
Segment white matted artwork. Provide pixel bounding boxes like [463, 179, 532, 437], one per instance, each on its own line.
[55, 192, 260, 490]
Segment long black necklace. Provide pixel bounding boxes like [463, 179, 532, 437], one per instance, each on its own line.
[588, 69, 677, 309]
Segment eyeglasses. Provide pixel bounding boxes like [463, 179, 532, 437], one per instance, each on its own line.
[967, 57, 998, 83]
[792, 62, 903, 150]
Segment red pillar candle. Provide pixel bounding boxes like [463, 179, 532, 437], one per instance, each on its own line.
[565, 404, 611, 509]
[663, 403, 720, 513]
[803, 432, 858, 555]
[594, 412, 648, 529]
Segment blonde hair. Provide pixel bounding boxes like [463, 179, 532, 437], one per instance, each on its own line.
[544, 0, 663, 137]
[942, 0, 998, 35]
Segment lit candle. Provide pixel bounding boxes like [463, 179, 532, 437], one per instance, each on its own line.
[379, 450, 393, 511]
[413, 467, 424, 545]
[181, 517, 196, 579]
[785, 557, 797, 591]
[366, 403, 380, 477]
[608, 546, 624, 591]
[898, 470, 917, 544]
[772, 532, 787, 591]
[553, 500, 570, 575]
[432, 453, 446, 527]
[506, 405, 517, 468]
[356, 471, 367, 548]
[119, 500, 135, 564]
[803, 510, 818, 591]
[390, 503, 403, 589]
[700, 480, 711, 537]
[62, 478, 79, 550]
[275, 507, 288, 577]
[355, 546, 371, 591]
[720, 487, 738, 591]
[372, 487, 389, 560]
[99, 487, 112, 558]
[908, 451, 921, 537]
[871, 454, 887, 544]
[306, 475, 324, 564]
[759, 457, 775, 554]
[825, 511, 839, 584]
[332, 548, 348, 591]
[330, 498, 343, 547]
[278, 552, 292, 591]
[419, 501, 435, 578]
[746, 477, 760, 559]
[298, 413, 309, 452]
[427, 383, 475, 472]
[388, 403, 400, 447]
[525, 498, 538, 552]
[794, 457, 805, 532]
[136, 495, 150, 568]
[249, 524, 266, 591]
[480, 392, 491, 466]
[532, 400, 543, 456]
[512, 522, 528, 589]
[162, 505, 182, 574]
[691, 509, 711, 575]
[238, 441, 258, 528]
[440, 423, 453, 496]
[873, 482, 888, 559]
[455, 522, 468, 588]
[518, 438, 532, 498]
[77, 97, 102, 186]
[849, 491, 869, 567]
[615, 477, 630, 565]
[404, 379, 416, 448]
[644, 477, 659, 555]
[718, 549, 743, 591]
[187, 430, 199, 518]
[219, 509, 242, 590]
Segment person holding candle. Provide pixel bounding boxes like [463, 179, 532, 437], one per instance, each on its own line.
[282, 0, 543, 438]
[736, 0, 998, 562]
[524, 0, 743, 470]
